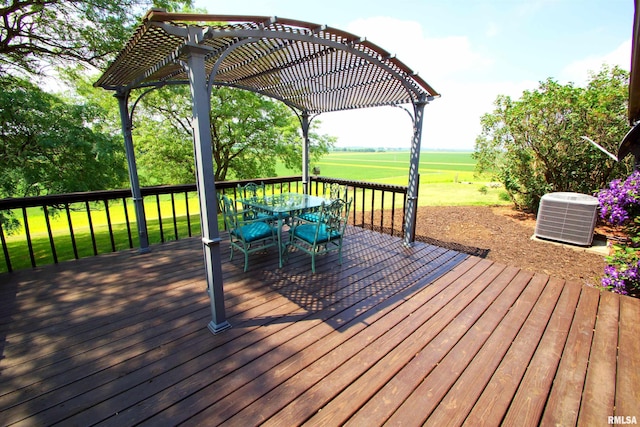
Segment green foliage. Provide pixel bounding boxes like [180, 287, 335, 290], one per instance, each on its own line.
[0, 75, 128, 233]
[131, 85, 333, 184]
[0, 76, 127, 197]
[0, 0, 193, 75]
[129, 85, 197, 185]
[603, 241, 640, 296]
[474, 65, 632, 211]
[498, 191, 511, 202]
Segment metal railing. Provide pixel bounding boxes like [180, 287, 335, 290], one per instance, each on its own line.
[0, 176, 408, 273]
[308, 176, 408, 235]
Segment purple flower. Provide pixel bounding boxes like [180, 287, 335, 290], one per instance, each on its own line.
[598, 172, 640, 295]
[597, 170, 640, 226]
[604, 265, 618, 277]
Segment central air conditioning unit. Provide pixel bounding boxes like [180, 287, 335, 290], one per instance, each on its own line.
[534, 192, 599, 246]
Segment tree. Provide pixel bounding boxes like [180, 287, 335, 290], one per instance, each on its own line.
[0, 0, 193, 76]
[474, 65, 633, 211]
[131, 85, 334, 184]
[0, 75, 127, 198]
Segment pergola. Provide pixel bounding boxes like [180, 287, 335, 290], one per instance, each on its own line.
[95, 9, 440, 333]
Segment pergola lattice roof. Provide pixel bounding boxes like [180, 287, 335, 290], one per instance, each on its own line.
[95, 10, 439, 113]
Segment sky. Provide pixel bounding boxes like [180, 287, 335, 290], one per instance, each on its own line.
[193, 0, 634, 151]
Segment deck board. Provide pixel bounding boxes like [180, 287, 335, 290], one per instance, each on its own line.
[616, 296, 640, 419]
[426, 272, 548, 426]
[360, 263, 514, 426]
[578, 290, 619, 425]
[245, 257, 482, 427]
[542, 284, 600, 426]
[389, 267, 533, 426]
[502, 279, 582, 426]
[0, 226, 639, 426]
[462, 276, 563, 426]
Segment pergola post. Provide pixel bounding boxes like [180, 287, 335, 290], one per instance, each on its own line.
[403, 98, 428, 246]
[301, 111, 311, 194]
[184, 44, 231, 334]
[115, 89, 150, 253]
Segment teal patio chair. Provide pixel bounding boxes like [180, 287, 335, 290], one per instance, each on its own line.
[299, 182, 348, 223]
[327, 182, 347, 200]
[221, 194, 278, 272]
[289, 198, 352, 273]
[237, 182, 277, 222]
[237, 181, 266, 198]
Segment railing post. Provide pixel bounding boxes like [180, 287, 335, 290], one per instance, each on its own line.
[0, 219, 12, 272]
[411, 173, 420, 242]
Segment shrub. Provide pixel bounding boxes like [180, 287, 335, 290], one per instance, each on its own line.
[474, 65, 632, 212]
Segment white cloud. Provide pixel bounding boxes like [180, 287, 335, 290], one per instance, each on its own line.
[422, 79, 537, 149]
[318, 71, 538, 150]
[320, 16, 634, 151]
[318, 16, 521, 151]
[485, 22, 500, 38]
[346, 16, 492, 82]
[559, 39, 631, 86]
[318, 78, 537, 151]
[318, 107, 414, 149]
[514, 0, 547, 18]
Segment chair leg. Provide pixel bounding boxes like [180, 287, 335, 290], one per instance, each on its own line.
[311, 252, 316, 274]
[244, 251, 249, 272]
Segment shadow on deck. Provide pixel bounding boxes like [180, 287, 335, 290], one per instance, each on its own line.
[0, 226, 638, 426]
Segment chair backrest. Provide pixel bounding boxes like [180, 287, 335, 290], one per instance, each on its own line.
[220, 194, 240, 231]
[237, 182, 266, 199]
[325, 182, 347, 201]
[320, 197, 352, 237]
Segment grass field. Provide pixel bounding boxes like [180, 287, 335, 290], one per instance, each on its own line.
[2, 150, 509, 271]
[313, 151, 477, 183]
[279, 151, 477, 183]
[279, 150, 507, 205]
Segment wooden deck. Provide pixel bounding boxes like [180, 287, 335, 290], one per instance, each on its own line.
[0, 226, 638, 426]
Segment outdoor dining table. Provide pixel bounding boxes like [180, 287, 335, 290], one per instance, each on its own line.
[238, 192, 329, 267]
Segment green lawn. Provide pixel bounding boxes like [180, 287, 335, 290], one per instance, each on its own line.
[280, 150, 506, 205]
[278, 151, 479, 184]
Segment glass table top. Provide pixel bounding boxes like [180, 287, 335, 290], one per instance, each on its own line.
[238, 192, 328, 213]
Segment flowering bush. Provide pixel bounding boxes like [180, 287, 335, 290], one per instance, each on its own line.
[601, 249, 640, 295]
[597, 170, 640, 295]
[598, 170, 640, 225]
